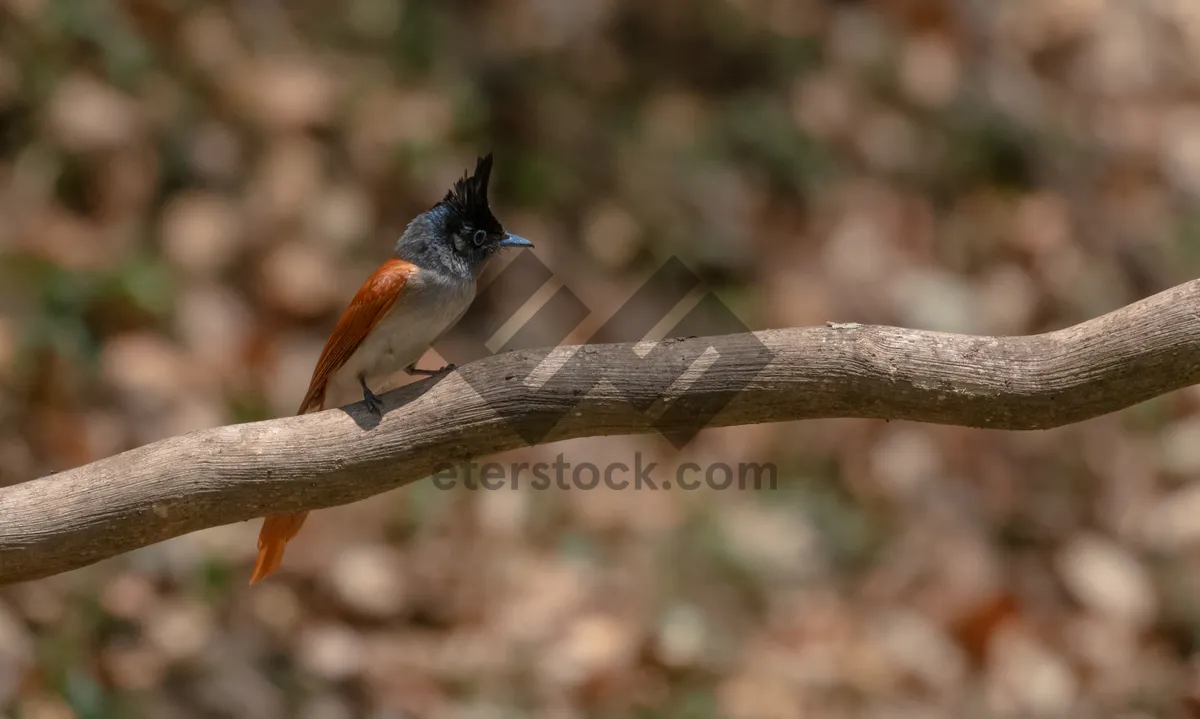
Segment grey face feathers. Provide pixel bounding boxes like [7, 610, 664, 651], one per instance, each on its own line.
[395, 153, 533, 278]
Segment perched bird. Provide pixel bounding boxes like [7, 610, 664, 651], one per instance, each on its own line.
[250, 153, 533, 584]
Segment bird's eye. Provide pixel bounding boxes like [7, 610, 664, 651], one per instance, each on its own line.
[472, 229, 487, 246]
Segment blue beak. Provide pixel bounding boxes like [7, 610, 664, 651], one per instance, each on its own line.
[498, 233, 533, 248]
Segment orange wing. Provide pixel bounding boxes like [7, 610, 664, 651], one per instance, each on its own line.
[250, 257, 415, 585]
[296, 258, 416, 414]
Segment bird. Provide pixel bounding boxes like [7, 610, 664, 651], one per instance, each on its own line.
[249, 153, 533, 584]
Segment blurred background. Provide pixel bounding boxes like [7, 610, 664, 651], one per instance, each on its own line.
[3, 0, 1200, 717]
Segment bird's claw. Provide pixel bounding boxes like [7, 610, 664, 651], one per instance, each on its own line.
[359, 380, 384, 417]
[406, 363, 456, 377]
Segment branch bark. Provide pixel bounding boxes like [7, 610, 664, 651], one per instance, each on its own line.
[5, 278, 1200, 585]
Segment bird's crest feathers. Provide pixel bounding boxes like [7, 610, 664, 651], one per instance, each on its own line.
[441, 153, 501, 232]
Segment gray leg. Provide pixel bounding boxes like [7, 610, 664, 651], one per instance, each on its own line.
[359, 375, 383, 416]
[405, 362, 456, 377]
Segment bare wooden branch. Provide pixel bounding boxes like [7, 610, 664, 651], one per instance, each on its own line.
[4, 278, 1200, 585]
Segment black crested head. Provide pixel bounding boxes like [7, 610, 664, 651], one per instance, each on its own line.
[440, 153, 503, 234]
[395, 153, 533, 277]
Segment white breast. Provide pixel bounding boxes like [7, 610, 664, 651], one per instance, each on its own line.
[322, 270, 476, 409]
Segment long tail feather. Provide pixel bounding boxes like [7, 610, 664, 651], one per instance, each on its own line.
[249, 511, 309, 584]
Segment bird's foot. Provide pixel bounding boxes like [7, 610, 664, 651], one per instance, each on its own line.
[406, 363, 456, 377]
[359, 377, 384, 416]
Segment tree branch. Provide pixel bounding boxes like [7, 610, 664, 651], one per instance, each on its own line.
[5, 278, 1200, 585]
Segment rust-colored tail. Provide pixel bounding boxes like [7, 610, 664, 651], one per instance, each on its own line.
[249, 511, 310, 584]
